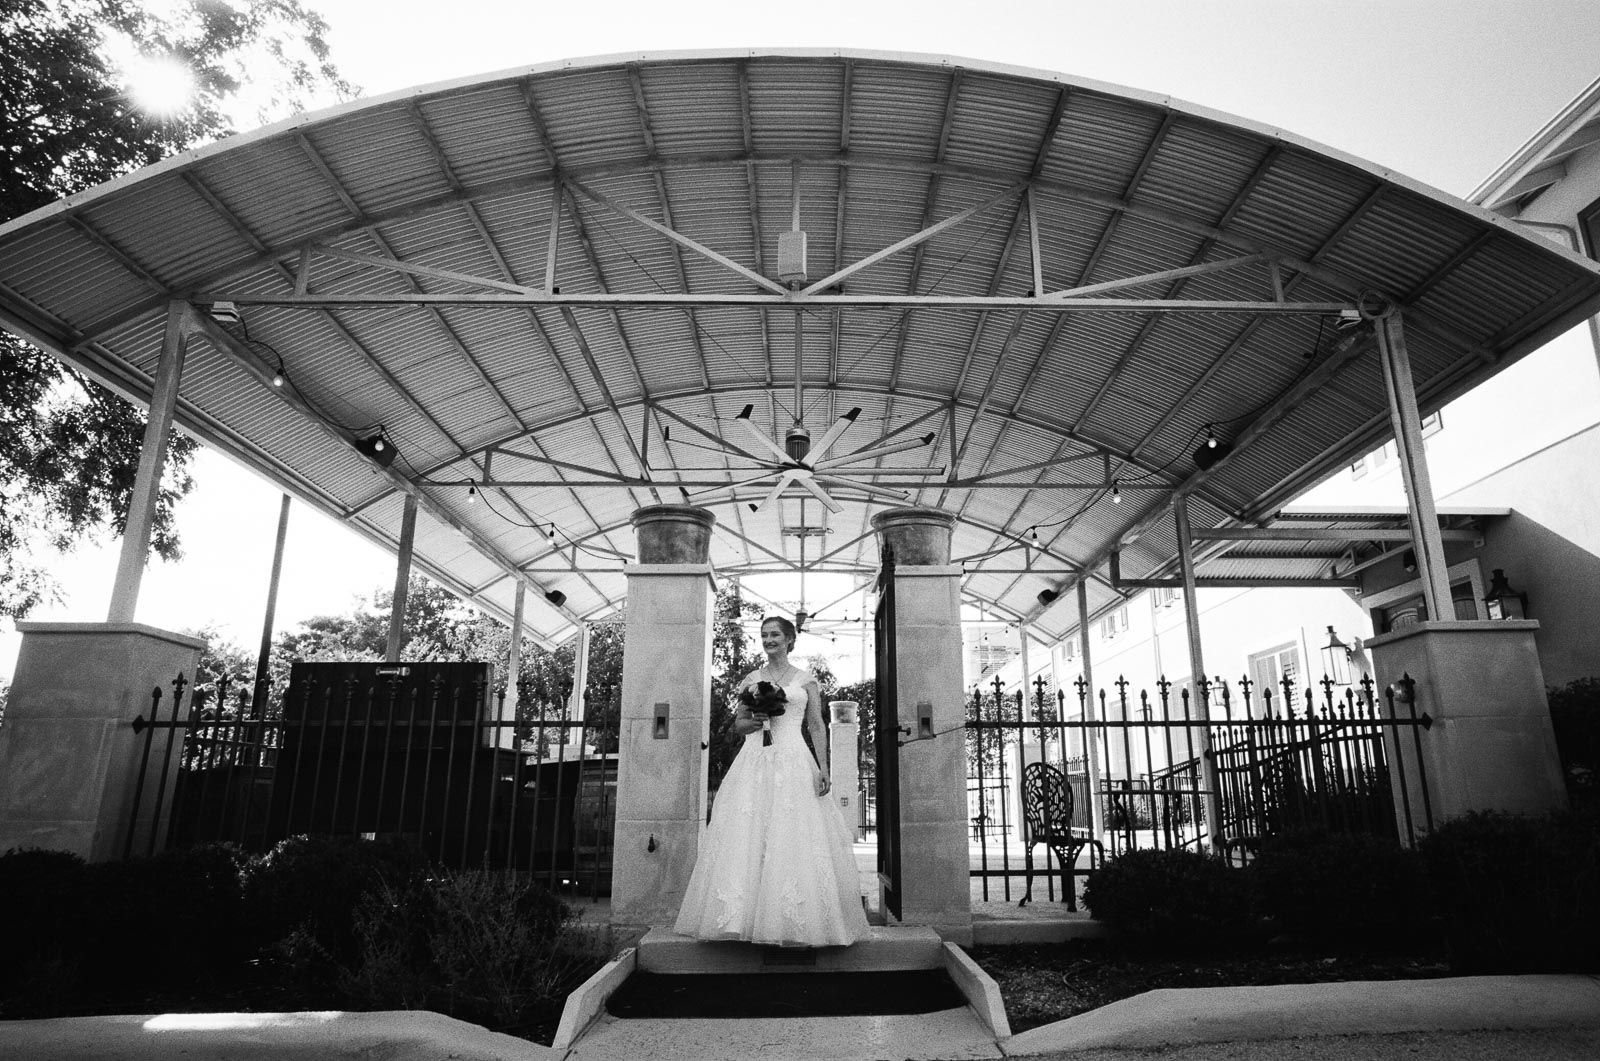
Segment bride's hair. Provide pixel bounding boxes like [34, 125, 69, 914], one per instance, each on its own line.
[761, 615, 798, 650]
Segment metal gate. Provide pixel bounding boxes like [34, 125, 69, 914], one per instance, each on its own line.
[873, 544, 902, 921]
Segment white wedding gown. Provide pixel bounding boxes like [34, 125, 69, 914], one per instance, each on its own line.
[674, 672, 869, 947]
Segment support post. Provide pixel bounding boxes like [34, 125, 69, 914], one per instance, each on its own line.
[497, 581, 526, 752]
[1372, 306, 1452, 621]
[1174, 501, 1224, 854]
[253, 493, 291, 711]
[107, 302, 190, 623]
[385, 493, 418, 662]
[1077, 581, 1105, 840]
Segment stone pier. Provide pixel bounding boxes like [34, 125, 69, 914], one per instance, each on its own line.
[872, 507, 972, 944]
[610, 505, 718, 930]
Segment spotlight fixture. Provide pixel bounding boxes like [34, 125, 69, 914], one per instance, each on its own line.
[544, 589, 567, 608]
[353, 429, 397, 468]
[1037, 588, 1059, 606]
[1193, 435, 1232, 471]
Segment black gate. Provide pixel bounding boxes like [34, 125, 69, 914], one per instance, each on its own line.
[874, 544, 902, 921]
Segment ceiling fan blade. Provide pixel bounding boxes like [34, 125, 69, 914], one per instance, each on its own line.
[752, 470, 798, 512]
[804, 407, 862, 463]
[815, 474, 912, 503]
[735, 404, 797, 465]
[795, 474, 843, 514]
[683, 467, 783, 505]
[811, 432, 937, 470]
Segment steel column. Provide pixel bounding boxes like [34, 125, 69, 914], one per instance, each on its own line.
[385, 494, 418, 662]
[1076, 581, 1105, 840]
[1174, 500, 1224, 854]
[108, 302, 190, 622]
[1373, 308, 1453, 621]
[253, 493, 292, 708]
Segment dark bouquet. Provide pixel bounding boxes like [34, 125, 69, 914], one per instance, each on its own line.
[738, 681, 788, 746]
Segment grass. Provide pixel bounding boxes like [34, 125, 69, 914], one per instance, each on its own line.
[969, 938, 1453, 1033]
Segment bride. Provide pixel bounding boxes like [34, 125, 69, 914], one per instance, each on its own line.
[674, 615, 869, 946]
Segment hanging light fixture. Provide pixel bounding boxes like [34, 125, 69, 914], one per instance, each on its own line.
[466, 480, 477, 503]
[1111, 479, 1122, 504]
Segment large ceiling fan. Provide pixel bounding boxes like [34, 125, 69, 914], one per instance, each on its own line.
[683, 404, 939, 514]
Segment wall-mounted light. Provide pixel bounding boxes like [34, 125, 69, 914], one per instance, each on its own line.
[1483, 569, 1528, 620]
[1321, 625, 1352, 686]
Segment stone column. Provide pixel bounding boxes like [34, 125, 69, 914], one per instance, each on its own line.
[1367, 620, 1567, 831]
[611, 505, 717, 930]
[829, 701, 861, 839]
[872, 506, 972, 944]
[0, 622, 205, 860]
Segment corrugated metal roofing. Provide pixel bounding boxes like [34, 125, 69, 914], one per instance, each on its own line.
[2, 50, 1598, 649]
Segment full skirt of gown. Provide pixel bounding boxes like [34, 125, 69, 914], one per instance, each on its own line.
[674, 689, 868, 947]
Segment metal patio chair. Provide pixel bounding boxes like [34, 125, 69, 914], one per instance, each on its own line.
[1019, 761, 1105, 910]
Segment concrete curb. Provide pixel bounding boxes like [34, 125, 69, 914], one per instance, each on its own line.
[552, 945, 638, 1051]
[1001, 974, 1600, 1055]
[0, 1010, 561, 1060]
[944, 941, 1012, 1039]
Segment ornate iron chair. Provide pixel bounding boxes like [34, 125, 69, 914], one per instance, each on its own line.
[1019, 761, 1105, 909]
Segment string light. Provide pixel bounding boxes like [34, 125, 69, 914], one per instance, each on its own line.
[546, 523, 558, 543]
[1205, 424, 1218, 449]
[467, 480, 477, 503]
[1029, 526, 1041, 547]
[1111, 479, 1122, 504]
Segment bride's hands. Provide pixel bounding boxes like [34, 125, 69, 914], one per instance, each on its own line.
[813, 771, 832, 798]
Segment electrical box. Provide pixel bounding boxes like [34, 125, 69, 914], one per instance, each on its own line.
[777, 230, 808, 284]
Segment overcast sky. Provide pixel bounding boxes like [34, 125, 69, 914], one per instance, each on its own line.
[3, 0, 1596, 685]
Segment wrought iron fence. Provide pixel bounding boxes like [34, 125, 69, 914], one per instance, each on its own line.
[126, 666, 618, 898]
[963, 672, 1433, 904]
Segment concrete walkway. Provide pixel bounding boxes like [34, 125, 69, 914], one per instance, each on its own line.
[3, 973, 1598, 1060]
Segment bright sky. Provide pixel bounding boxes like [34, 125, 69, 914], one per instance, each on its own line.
[3, 0, 1597, 686]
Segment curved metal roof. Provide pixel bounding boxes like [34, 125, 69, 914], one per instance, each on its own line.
[3, 49, 1598, 649]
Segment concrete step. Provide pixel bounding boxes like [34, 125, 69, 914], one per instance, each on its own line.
[637, 925, 944, 974]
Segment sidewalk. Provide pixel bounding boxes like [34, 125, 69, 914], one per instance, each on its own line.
[3, 973, 1597, 1060]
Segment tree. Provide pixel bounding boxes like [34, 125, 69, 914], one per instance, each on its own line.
[707, 583, 763, 787]
[0, 0, 353, 618]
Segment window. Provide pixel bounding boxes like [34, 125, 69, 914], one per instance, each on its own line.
[1350, 456, 1367, 479]
[1248, 642, 1302, 712]
[1580, 193, 1600, 262]
[1062, 639, 1077, 662]
[1100, 605, 1129, 640]
[1421, 410, 1443, 438]
[1153, 586, 1180, 609]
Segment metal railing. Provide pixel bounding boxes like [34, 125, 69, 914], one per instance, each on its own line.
[126, 669, 618, 897]
[964, 672, 1433, 904]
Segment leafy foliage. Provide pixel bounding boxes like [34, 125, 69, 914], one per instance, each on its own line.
[0, 0, 353, 618]
[1547, 677, 1600, 803]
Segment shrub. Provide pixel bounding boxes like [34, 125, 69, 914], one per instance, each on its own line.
[1250, 831, 1427, 947]
[1081, 847, 1255, 949]
[343, 869, 605, 1031]
[242, 834, 430, 966]
[1420, 810, 1600, 972]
